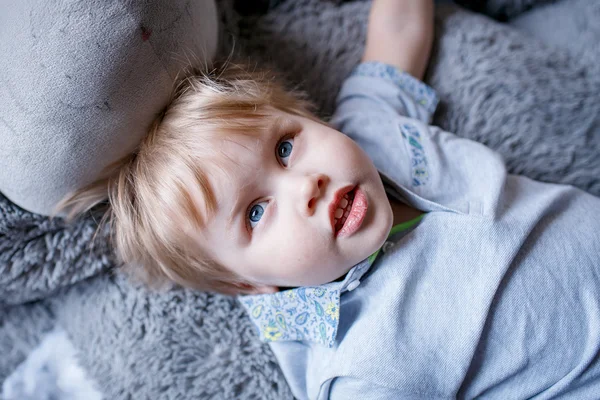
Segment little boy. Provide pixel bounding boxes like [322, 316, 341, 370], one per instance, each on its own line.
[61, 0, 600, 398]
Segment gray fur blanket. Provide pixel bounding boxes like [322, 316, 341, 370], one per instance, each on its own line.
[1, 0, 599, 398]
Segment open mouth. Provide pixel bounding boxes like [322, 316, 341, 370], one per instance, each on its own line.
[334, 188, 356, 233]
[331, 186, 368, 238]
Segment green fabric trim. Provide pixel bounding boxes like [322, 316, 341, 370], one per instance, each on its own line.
[368, 251, 380, 264]
[368, 213, 425, 263]
[389, 213, 425, 236]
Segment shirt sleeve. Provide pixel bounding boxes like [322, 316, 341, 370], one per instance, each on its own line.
[323, 377, 415, 399]
[332, 61, 439, 124]
[330, 62, 508, 219]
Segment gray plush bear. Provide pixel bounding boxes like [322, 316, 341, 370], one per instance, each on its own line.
[0, 0, 219, 215]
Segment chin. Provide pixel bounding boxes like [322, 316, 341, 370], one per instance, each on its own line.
[373, 218, 393, 250]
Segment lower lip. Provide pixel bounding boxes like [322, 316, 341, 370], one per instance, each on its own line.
[337, 187, 368, 238]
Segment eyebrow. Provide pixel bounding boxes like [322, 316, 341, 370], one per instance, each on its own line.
[226, 180, 253, 238]
[224, 116, 289, 235]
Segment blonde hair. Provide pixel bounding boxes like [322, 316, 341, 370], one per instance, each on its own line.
[58, 62, 317, 295]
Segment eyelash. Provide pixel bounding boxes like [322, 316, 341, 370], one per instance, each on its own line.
[245, 132, 297, 232]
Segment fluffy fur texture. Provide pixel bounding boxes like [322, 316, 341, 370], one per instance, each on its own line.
[2, 328, 102, 400]
[1, 0, 598, 398]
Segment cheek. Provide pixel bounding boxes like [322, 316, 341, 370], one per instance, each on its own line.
[258, 223, 335, 274]
[271, 228, 325, 262]
[332, 137, 377, 174]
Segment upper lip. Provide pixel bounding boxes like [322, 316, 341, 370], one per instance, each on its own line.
[329, 185, 355, 234]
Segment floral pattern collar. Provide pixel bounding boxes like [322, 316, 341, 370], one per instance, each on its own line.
[238, 257, 375, 348]
[239, 215, 425, 347]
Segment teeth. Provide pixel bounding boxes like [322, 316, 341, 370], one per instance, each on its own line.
[334, 191, 356, 232]
[334, 215, 347, 227]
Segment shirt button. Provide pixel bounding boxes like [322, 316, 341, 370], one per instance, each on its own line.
[382, 241, 395, 253]
[347, 280, 360, 291]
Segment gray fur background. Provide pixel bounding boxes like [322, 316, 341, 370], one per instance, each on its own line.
[1, 0, 599, 398]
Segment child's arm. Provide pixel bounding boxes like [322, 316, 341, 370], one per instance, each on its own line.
[362, 0, 434, 80]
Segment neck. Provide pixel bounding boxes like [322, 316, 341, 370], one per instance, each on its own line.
[388, 195, 422, 226]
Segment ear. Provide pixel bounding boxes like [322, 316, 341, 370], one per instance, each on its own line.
[236, 282, 279, 295]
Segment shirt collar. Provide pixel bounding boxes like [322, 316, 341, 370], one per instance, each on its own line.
[238, 256, 376, 348]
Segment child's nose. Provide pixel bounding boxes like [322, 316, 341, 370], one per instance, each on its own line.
[300, 173, 328, 216]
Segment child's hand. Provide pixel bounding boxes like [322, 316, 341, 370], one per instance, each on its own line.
[362, 0, 434, 80]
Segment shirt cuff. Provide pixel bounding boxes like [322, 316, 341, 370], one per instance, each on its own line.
[351, 61, 439, 117]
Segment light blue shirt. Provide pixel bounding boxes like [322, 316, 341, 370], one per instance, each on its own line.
[239, 62, 600, 399]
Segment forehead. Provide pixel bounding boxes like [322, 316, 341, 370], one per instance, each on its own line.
[211, 120, 274, 178]
[202, 114, 287, 214]
[209, 112, 300, 175]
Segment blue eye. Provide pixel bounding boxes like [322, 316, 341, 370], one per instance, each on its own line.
[277, 138, 294, 166]
[248, 200, 268, 229]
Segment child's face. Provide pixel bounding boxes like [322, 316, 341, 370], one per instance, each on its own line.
[200, 109, 392, 292]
